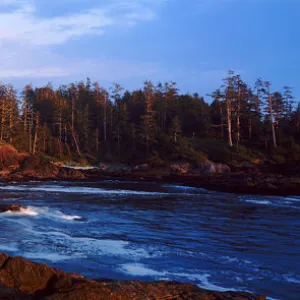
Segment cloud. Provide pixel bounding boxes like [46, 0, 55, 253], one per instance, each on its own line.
[0, 0, 165, 80]
[0, 4, 111, 46]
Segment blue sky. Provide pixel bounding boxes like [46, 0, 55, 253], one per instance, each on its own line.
[0, 0, 299, 100]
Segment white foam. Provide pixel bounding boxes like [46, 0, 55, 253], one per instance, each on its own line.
[284, 275, 300, 284]
[0, 185, 169, 196]
[24, 252, 82, 262]
[0, 244, 19, 252]
[4, 207, 38, 217]
[60, 215, 82, 221]
[119, 263, 167, 277]
[163, 184, 209, 193]
[118, 263, 234, 292]
[245, 199, 272, 205]
[284, 197, 300, 203]
[1, 206, 83, 221]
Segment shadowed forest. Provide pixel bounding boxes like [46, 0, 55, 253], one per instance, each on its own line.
[0, 71, 299, 167]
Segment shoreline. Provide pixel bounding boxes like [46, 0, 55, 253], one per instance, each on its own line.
[0, 252, 266, 299]
[1, 169, 300, 196]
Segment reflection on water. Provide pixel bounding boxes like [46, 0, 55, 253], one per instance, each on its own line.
[0, 181, 299, 300]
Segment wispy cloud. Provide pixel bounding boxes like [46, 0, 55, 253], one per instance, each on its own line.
[0, 0, 165, 80]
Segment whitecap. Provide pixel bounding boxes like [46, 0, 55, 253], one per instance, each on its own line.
[0, 185, 169, 196]
[4, 207, 38, 217]
[245, 199, 272, 205]
[23, 252, 84, 262]
[119, 263, 167, 277]
[118, 263, 234, 292]
[60, 215, 82, 221]
[1, 206, 84, 222]
[284, 275, 300, 284]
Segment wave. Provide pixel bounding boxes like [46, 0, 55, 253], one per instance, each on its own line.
[284, 274, 300, 284]
[163, 184, 209, 193]
[241, 196, 300, 210]
[118, 263, 234, 292]
[4, 207, 38, 217]
[1, 206, 83, 221]
[245, 199, 272, 205]
[0, 185, 170, 196]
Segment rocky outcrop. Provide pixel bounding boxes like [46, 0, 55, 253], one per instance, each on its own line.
[191, 162, 231, 176]
[0, 253, 265, 300]
[170, 162, 190, 175]
[133, 163, 149, 171]
[18, 156, 60, 179]
[58, 167, 86, 180]
[0, 204, 24, 213]
[99, 163, 132, 173]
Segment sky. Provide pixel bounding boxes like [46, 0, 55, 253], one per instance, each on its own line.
[0, 0, 299, 100]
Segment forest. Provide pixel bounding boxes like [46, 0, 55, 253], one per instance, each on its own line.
[0, 70, 299, 167]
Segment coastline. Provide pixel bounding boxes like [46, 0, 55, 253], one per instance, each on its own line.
[2, 167, 300, 196]
[0, 252, 266, 299]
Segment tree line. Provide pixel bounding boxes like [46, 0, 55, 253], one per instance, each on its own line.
[0, 71, 299, 164]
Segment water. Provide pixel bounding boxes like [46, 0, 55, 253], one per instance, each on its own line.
[0, 180, 299, 300]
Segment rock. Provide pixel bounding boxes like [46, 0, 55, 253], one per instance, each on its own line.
[18, 156, 60, 179]
[133, 163, 149, 171]
[215, 163, 231, 174]
[0, 142, 19, 172]
[0, 204, 24, 213]
[170, 162, 190, 175]
[193, 162, 230, 176]
[98, 163, 132, 173]
[0, 253, 265, 300]
[58, 167, 85, 180]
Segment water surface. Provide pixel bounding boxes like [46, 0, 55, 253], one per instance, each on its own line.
[0, 180, 299, 300]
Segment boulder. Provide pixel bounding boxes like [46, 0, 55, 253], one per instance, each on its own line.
[98, 163, 132, 173]
[18, 156, 60, 179]
[58, 167, 85, 180]
[193, 162, 230, 176]
[0, 204, 24, 213]
[0, 253, 266, 300]
[133, 163, 149, 171]
[170, 162, 190, 175]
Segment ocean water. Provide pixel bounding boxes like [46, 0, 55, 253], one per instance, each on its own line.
[0, 180, 299, 299]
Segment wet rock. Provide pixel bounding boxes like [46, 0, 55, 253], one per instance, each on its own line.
[0, 204, 24, 213]
[170, 162, 190, 175]
[98, 163, 132, 173]
[58, 167, 85, 180]
[133, 163, 149, 171]
[192, 162, 230, 176]
[18, 156, 59, 179]
[0, 253, 265, 300]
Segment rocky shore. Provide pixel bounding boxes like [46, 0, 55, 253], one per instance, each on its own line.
[1, 156, 300, 196]
[0, 253, 265, 299]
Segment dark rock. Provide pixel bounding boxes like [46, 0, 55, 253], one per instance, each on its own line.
[0, 204, 24, 213]
[18, 156, 59, 179]
[170, 162, 190, 175]
[58, 167, 85, 180]
[192, 162, 230, 176]
[0, 253, 266, 300]
[133, 163, 149, 171]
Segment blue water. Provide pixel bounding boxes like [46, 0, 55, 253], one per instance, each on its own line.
[0, 180, 299, 299]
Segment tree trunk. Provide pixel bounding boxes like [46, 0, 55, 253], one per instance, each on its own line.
[267, 87, 277, 148]
[69, 123, 81, 157]
[219, 101, 224, 140]
[32, 113, 40, 155]
[248, 114, 252, 140]
[226, 99, 233, 147]
[104, 92, 107, 141]
[236, 81, 241, 145]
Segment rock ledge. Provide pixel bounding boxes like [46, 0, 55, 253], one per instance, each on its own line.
[0, 253, 266, 299]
